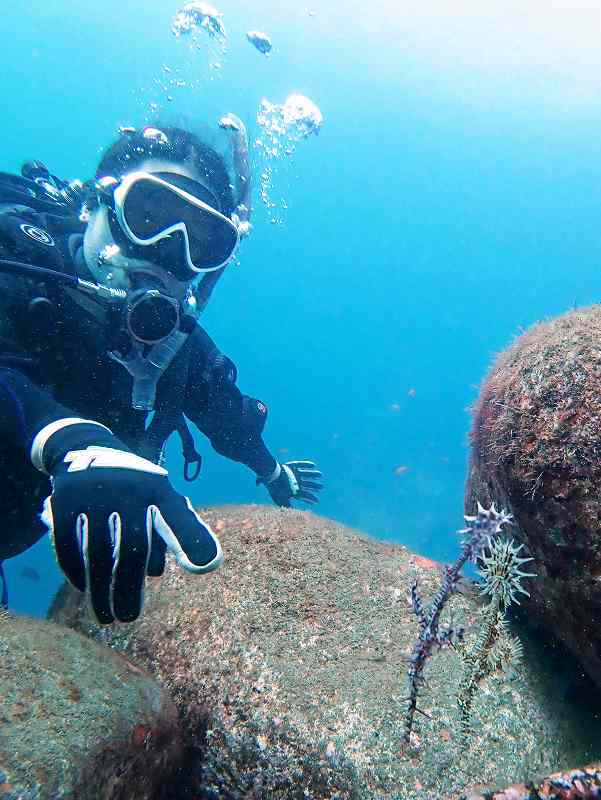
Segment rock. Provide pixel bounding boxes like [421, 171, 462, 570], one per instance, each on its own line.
[50, 505, 601, 799]
[0, 613, 182, 799]
[460, 762, 601, 799]
[465, 306, 601, 689]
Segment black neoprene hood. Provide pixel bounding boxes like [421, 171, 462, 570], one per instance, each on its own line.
[96, 126, 235, 217]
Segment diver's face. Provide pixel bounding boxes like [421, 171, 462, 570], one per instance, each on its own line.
[83, 158, 204, 296]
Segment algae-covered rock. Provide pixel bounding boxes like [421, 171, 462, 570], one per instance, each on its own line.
[466, 306, 601, 691]
[51, 505, 601, 799]
[0, 613, 181, 799]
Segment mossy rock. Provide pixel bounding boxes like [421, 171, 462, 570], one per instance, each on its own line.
[0, 614, 182, 799]
[51, 505, 601, 799]
[466, 305, 601, 690]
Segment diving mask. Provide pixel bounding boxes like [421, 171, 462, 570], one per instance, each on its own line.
[96, 170, 240, 281]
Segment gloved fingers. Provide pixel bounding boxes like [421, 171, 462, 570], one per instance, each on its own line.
[298, 480, 323, 493]
[294, 467, 323, 481]
[150, 496, 223, 574]
[286, 460, 318, 470]
[109, 510, 152, 623]
[41, 495, 87, 592]
[297, 491, 320, 504]
[86, 511, 121, 625]
[147, 530, 167, 577]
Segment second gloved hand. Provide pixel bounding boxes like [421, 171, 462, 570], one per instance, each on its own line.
[32, 418, 222, 624]
[260, 460, 324, 508]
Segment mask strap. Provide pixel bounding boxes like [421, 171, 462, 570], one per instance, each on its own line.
[220, 113, 252, 232]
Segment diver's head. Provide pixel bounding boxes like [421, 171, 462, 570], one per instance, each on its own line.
[83, 125, 240, 293]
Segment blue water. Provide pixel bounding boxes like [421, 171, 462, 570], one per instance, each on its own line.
[3, 0, 601, 616]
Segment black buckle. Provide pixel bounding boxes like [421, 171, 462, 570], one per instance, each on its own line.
[183, 454, 202, 482]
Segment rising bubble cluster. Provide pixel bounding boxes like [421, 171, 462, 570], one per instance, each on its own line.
[171, 2, 226, 40]
[255, 94, 323, 220]
[246, 30, 272, 56]
[257, 94, 323, 148]
[171, 1, 227, 70]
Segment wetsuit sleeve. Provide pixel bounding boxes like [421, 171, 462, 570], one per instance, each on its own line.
[0, 367, 89, 454]
[183, 326, 277, 478]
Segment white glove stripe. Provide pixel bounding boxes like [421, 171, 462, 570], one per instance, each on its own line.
[64, 447, 168, 476]
[150, 501, 223, 574]
[282, 464, 300, 496]
[31, 418, 113, 474]
[136, 506, 155, 614]
[41, 495, 56, 551]
[265, 462, 281, 484]
[76, 513, 90, 592]
[107, 512, 122, 620]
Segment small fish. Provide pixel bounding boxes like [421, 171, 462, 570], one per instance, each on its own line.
[389, 403, 401, 413]
[246, 30, 272, 55]
[20, 565, 41, 582]
[394, 465, 410, 476]
[118, 125, 136, 135]
[407, 388, 416, 397]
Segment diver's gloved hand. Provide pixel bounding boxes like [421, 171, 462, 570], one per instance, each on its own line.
[31, 418, 222, 624]
[259, 460, 324, 508]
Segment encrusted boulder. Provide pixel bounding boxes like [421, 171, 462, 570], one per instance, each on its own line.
[50, 505, 601, 799]
[466, 306, 601, 689]
[0, 613, 182, 799]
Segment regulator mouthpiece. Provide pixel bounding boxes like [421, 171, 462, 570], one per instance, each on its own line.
[126, 289, 180, 345]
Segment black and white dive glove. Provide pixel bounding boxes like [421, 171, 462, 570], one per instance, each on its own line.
[31, 418, 222, 624]
[259, 460, 324, 508]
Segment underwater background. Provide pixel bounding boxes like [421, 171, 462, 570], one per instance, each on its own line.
[3, 0, 601, 617]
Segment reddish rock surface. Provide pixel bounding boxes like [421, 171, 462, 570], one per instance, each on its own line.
[460, 763, 601, 799]
[50, 505, 601, 799]
[0, 613, 182, 799]
[466, 306, 601, 690]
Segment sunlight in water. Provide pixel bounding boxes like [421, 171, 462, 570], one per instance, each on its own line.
[326, 0, 601, 106]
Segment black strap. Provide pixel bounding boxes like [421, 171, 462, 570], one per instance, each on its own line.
[141, 408, 202, 482]
[140, 407, 179, 464]
[176, 415, 202, 481]
[0, 259, 79, 287]
[195, 266, 227, 313]
[138, 334, 203, 482]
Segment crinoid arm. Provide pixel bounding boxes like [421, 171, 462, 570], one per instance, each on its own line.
[485, 630, 524, 673]
[456, 535, 535, 744]
[478, 537, 536, 608]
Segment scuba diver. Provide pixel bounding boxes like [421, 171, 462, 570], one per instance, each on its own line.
[0, 121, 323, 623]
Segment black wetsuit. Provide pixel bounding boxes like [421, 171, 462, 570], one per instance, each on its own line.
[0, 179, 276, 562]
